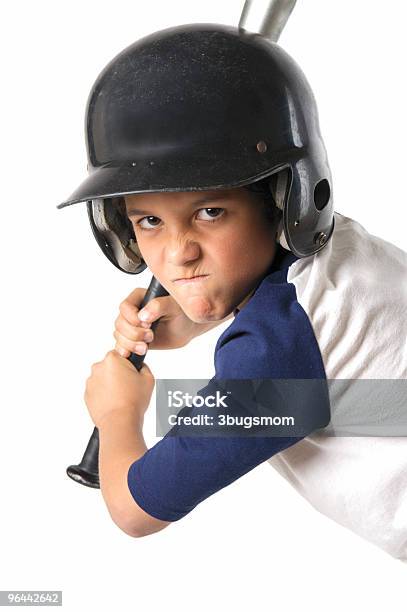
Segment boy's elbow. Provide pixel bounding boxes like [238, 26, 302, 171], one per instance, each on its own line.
[114, 514, 144, 538]
[119, 524, 163, 538]
[118, 521, 148, 538]
[114, 508, 172, 538]
[104, 482, 173, 537]
[119, 520, 171, 538]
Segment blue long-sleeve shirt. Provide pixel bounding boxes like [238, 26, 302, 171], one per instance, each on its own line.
[127, 246, 329, 521]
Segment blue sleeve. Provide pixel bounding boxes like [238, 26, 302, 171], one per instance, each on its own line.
[127, 380, 308, 522]
[127, 274, 329, 522]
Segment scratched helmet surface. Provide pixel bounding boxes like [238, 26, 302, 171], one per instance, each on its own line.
[58, 23, 334, 273]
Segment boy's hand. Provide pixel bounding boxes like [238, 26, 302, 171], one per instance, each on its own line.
[113, 287, 227, 358]
[84, 350, 154, 429]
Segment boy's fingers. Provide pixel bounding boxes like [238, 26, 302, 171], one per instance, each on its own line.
[119, 297, 143, 326]
[113, 330, 136, 351]
[114, 316, 154, 343]
[118, 289, 181, 329]
[138, 295, 179, 324]
[119, 287, 153, 324]
[114, 343, 131, 359]
[114, 344, 131, 358]
[113, 330, 150, 355]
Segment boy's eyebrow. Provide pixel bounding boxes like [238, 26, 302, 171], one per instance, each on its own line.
[126, 193, 229, 217]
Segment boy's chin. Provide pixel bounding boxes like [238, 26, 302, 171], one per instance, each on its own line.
[188, 308, 236, 325]
[178, 296, 231, 324]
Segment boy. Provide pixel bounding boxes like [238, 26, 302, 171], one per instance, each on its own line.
[59, 24, 407, 559]
[85, 179, 330, 536]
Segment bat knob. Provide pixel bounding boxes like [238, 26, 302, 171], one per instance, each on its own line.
[67, 427, 100, 488]
[66, 464, 100, 488]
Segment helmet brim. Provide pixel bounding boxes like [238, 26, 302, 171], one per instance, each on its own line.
[57, 157, 289, 209]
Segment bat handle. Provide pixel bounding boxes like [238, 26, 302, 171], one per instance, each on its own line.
[66, 276, 169, 488]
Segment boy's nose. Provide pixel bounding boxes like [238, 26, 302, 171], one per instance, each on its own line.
[166, 236, 201, 267]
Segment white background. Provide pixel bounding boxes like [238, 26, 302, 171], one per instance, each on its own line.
[1, 0, 406, 609]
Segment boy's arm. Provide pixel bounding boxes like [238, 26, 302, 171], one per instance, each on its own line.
[98, 412, 172, 537]
[98, 309, 234, 536]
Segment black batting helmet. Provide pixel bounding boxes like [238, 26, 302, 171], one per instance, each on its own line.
[58, 23, 334, 273]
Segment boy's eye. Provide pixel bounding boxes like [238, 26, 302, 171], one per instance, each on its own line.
[137, 216, 161, 229]
[196, 208, 224, 221]
[136, 208, 224, 230]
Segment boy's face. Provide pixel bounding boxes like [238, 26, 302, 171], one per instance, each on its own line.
[124, 188, 278, 323]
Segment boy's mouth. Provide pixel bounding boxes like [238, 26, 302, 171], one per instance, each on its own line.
[172, 274, 210, 285]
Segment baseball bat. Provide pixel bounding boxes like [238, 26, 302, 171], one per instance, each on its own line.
[66, 276, 169, 488]
[238, 0, 297, 42]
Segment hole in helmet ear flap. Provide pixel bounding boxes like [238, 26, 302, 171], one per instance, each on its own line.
[314, 178, 331, 211]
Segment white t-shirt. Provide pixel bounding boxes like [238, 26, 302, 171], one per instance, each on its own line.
[269, 211, 407, 560]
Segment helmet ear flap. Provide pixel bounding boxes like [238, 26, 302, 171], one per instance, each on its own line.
[267, 167, 292, 251]
[268, 167, 291, 213]
[244, 167, 291, 247]
[87, 198, 147, 274]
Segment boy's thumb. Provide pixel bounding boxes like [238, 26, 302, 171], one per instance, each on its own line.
[155, 294, 178, 315]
